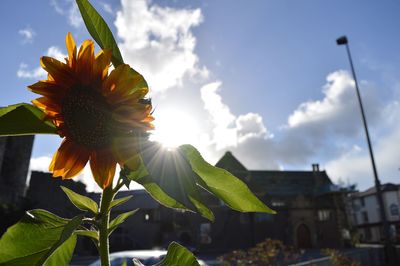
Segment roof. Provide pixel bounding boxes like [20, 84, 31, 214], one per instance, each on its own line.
[248, 170, 335, 197]
[215, 151, 336, 197]
[215, 151, 248, 172]
[352, 183, 400, 198]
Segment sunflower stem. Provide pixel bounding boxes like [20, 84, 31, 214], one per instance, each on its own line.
[99, 186, 114, 266]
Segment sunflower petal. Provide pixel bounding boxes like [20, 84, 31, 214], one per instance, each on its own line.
[93, 49, 112, 82]
[28, 81, 68, 99]
[40, 56, 74, 85]
[32, 96, 62, 114]
[112, 104, 152, 123]
[77, 40, 95, 83]
[49, 139, 90, 179]
[66, 32, 77, 68]
[90, 150, 117, 189]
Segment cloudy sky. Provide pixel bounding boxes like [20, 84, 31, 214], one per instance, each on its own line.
[1, 0, 400, 191]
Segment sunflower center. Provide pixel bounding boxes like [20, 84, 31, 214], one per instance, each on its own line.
[62, 86, 112, 149]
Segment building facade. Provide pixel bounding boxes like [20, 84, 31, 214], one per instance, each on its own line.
[348, 183, 400, 243]
[86, 151, 350, 253]
[0, 135, 34, 204]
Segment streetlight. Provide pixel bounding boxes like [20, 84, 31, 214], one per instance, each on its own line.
[336, 36, 396, 265]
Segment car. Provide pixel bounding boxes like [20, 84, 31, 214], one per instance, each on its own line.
[88, 250, 210, 266]
[88, 250, 167, 266]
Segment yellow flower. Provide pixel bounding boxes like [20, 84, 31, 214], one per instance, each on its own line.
[28, 33, 154, 189]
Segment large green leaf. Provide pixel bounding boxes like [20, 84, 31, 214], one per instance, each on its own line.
[125, 142, 274, 221]
[76, 0, 123, 66]
[180, 145, 275, 214]
[75, 0, 148, 93]
[0, 209, 82, 266]
[155, 242, 200, 266]
[0, 103, 56, 136]
[124, 142, 214, 221]
[43, 234, 77, 266]
[61, 186, 98, 214]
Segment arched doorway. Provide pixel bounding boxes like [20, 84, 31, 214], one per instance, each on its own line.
[296, 224, 312, 249]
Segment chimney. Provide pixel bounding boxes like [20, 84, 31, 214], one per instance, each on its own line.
[312, 163, 320, 172]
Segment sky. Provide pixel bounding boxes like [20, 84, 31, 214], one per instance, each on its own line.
[1, 0, 400, 192]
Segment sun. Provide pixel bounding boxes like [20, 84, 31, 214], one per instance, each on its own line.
[149, 108, 200, 149]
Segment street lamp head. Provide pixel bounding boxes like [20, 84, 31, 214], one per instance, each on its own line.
[336, 36, 348, 45]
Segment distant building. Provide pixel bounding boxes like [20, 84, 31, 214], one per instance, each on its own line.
[0, 135, 34, 204]
[348, 183, 400, 243]
[87, 151, 350, 253]
[26, 171, 87, 218]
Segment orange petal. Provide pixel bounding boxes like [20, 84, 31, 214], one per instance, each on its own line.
[90, 150, 117, 189]
[28, 81, 68, 99]
[49, 139, 90, 179]
[93, 49, 112, 82]
[66, 32, 77, 68]
[32, 96, 62, 114]
[113, 104, 152, 122]
[77, 40, 95, 84]
[40, 56, 74, 85]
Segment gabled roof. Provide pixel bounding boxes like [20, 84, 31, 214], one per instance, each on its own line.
[248, 170, 335, 197]
[215, 152, 336, 197]
[215, 151, 247, 172]
[352, 183, 399, 198]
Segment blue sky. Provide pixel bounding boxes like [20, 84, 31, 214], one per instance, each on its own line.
[2, 0, 400, 191]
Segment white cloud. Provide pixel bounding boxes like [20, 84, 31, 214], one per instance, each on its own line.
[17, 63, 46, 79]
[201, 81, 272, 152]
[29, 156, 52, 172]
[17, 46, 66, 79]
[115, 0, 208, 94]
[50, 0, 83, 28]
[101, 2, 114, 14]
[18, 26, 36, 44]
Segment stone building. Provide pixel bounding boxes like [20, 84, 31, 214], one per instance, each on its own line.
[86, 151, 349, 253]
[0, 135, 34, 204]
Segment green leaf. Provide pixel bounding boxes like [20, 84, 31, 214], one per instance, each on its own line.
[76, 0, 123, 66]
[0, 103, 56, 136]
[43, 234, 77, 266]
[125, 143, 214, 221]
[180, 145, 275, 214]
[108, 209, 138, 235]
[75, 0, 148, 93]
[61, 186, 98, 214]
[110, 195, 133, 209]
[155, 242, 200, 266]
[0, 210, 83, 266]
[75, 230, 99, 241]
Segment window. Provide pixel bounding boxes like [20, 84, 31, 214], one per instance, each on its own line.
[390, 204, 399, 216]
[360, 197, 365, 207]
[362, 211, 369, 223]
[255, 213, 273, 223]
[271, 201, 285, 207]
[318, 210, 331, 221]
[365, 227, 372, 240]
[353, 214, 358, 225]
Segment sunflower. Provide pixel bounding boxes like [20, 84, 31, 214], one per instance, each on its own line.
[28, 33, 154, 189]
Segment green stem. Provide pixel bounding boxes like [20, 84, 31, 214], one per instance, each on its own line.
[99, 186, 115, 266]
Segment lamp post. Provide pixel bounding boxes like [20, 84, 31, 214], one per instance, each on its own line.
[336, 36, 396, 265]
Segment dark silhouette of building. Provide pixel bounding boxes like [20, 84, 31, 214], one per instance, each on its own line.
[26, 171, 88, 218]
[0, 135, 34, 204]
[86, 151, 349, 254]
